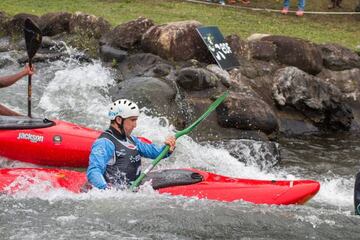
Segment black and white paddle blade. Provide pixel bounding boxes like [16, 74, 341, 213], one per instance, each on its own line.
[24, 18, 42, 60]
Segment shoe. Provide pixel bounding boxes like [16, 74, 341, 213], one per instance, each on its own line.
[328, 4, 335, 9]
[281, 7, 289, 14]
[228, 0, 236, 4]
[219, 0, 225, 5]
[296, 10, 304, 16]
[240, 0, 250, 4]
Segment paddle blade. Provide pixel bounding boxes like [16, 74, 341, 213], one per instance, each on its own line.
[354, 172, 360, 215]
[24, 18, 42, 60]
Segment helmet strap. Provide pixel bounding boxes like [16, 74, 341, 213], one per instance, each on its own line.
[115, 116, 127, 140]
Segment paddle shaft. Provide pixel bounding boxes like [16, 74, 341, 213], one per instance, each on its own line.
[27, 60, 32, 118]
[24, 18, 42, 118]
[130, 92, 228, 189]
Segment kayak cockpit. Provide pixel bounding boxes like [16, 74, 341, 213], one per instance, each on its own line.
[0, 116, 55, 130]
[144, 169, 203, 190]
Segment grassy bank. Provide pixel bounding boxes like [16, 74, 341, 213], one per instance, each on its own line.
[0, 0, 359, 49]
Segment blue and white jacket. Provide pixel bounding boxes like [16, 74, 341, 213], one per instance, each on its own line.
[87, 127, 170, 189]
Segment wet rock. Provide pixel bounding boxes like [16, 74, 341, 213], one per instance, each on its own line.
[319, 44, 360, 71]
[72, 53, 93, 63]
[100, 45, 128, 63]
[69, 12, 111, 39]
[101, 17, 154, 50]
[262, 35, 323, 75]
[7, 13, 40, 36]
[152, 63, 172, 77]
[226, 34, 250, 60]
[17, 52, 67, 63]
[117, 53, 172, 79]
[227, 35, 277, 62]
[317, 68, 360, 100]
[0, 36, 11, 52]
[272, 66, 353, 131]
[0, 58, 13, 68]
[0, 11, 10, 35]
[109, 76, 179, 124]
[277, 110, 320, 135]
[248, 40, 277, 61]
[176, 67, 219, 91]
[212, 139, 280, 169]
[232, 71, 276, 107]
[40, 36, 63, 49]
[142, 20, 210, 62]
[206, 64, 231, 87]
[181, 96, 272, 141]
[216, 91, 279, 135]
[40, 12, 72, 36]
[237, 59, 279, 79]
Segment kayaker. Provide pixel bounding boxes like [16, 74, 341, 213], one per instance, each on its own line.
[86, 99, 176, 190]
[0, 64, 34, 116]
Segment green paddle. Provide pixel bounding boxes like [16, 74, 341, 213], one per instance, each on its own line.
[24, 18, 42, 118]
[131, 91, 229, 190]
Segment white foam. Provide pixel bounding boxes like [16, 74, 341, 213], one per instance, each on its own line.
[313, 177, 354, 207]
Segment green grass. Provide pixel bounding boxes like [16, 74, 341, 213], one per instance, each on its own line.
[0, 0, 359, 49]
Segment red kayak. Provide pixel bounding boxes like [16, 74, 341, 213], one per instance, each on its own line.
[0, 116, 100, 167]
[0, 168, 320, 205]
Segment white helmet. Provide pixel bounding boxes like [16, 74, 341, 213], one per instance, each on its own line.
[108, 99, 140, 120]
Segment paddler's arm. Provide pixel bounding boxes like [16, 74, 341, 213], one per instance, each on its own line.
[86, 138, 115, 189]
[132, 135, 176, 159]
[0, 64, 34, 88]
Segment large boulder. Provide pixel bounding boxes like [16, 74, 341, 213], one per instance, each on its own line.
[40, 12, 72, 36]
[262, 35, 323, 75]
[109, 76, 181, 126]
[99, 45, 128, 63]
[216, 91, 279, 135]
[7, 13, 40, 36]
[206, 64, 231, 87]
[176, 67, 219, 91]
[0, 36, 11, 52]
[0, 11, 10, 35]
[226, 34, 277, 62]
[318, 44, 360, 71]
[69, 12, 111, 39]
[141, 20, 210, 62]
[117, 53, 173, 79]
[212, 139, 280, 169]
[180, 95, 271, 141]
[100, 17, 154, 50]
[272, 66, 353, 131]
[318, 68, 360, 100]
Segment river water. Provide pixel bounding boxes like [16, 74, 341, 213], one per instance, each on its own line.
[1, 49, 360, 239]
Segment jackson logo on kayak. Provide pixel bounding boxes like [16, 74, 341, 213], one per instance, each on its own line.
[17, 133, 44, 143]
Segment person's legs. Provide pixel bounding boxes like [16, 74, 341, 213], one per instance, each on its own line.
[281, 0, 290, 14]
[296, 0, 305, 16]
[336, 0, 342, 7]
[283, 0, 290, 8]
[328, 0, 336, 9]
[297, 0, 305, 10]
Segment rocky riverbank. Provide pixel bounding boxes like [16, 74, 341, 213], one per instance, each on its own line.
[1, 11, 359, 141]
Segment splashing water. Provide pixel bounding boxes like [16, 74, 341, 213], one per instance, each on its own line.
[1, 49, 360, 239]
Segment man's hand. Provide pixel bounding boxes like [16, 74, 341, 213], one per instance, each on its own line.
[164, 136, 176, 153]
[22, 63, 35, 77]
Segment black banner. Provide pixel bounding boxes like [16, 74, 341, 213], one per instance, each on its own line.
[197, 26, 239, 70]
